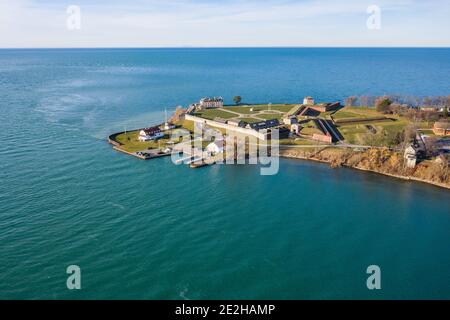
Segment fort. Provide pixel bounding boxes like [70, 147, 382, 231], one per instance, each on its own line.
[107, 96, 450, 188]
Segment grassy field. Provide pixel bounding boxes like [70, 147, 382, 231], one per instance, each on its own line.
[193, 109, 236, 120]
[225, 104, 295, 114]
[114, 130, 169, 152]
[332, 111, 362, 119]
[115, 125, 219, 152]
[239, 117, 261, 123]
[301, 127, 323, 136]
[257, 113, 283, 120]
[297, 120, 322, 136]
[373, 119, 409, 135]
[336, 113, 433, 144]
[332, 106, 382, 120]
[331, 107, 402, 144]
[179, 119, 195, 132]
[182, 104, 437, 147]
[338, 125, 370, 144]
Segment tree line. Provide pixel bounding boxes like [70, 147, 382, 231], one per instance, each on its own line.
[344, 94, 449, 122]
[344, 94, 450, 109]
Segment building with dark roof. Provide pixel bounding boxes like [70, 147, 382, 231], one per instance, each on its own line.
[247, 119, 280, 131]
[227, 119, 248, 128]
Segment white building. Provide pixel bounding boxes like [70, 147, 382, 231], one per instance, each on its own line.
[162, 122, 176, 131]
[206, 140, 224, 155]
[283, 116, 298, 125]
[138, 127, 164, 141]
[303, 96, 315, 105]
[199, 97, 224, 109]
[290, 123, 301, 135]
[404, 145, 417, 168]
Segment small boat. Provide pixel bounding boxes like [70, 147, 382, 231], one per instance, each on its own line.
[190, 162, 210, 169]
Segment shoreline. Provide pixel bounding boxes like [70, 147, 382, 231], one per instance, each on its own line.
[108, 128, 449, 190]
[279, 151, 450, 190]
[109, 132, 449, 189]
[107, 104, 449, 190]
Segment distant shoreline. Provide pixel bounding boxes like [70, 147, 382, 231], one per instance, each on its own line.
[2, 47, 450, 50]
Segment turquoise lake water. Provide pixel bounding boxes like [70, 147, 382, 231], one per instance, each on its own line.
[0, 48, 449, 299]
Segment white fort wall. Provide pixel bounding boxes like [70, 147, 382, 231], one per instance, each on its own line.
[184, 114, 267, 140]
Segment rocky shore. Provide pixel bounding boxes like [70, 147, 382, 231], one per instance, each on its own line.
[279, 147, 450, 190]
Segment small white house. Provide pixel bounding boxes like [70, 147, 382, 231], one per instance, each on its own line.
[163, 122, 176, 131]
[206, 140, 224, 155]
[404, 145, 417, 168]
[138, 127, 164, 141]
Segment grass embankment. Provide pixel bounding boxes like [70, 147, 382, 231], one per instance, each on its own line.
[339, 119, 407, 145]
[332, 106, 382, 119]
[179, 119, 195, 132]
[296, 119, 322, 137]
[333, 106, 434, 145]
[225, 104, 295, 114]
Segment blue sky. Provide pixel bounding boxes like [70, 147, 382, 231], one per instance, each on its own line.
[0, 0, 449, 47]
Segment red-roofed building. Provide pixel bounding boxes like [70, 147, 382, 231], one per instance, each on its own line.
[138, 127, 164, 141]
[433, 121, 450, 136]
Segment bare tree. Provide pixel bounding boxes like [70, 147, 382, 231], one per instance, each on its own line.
[359, 96, 369, 107]
[375, 96, 392, 114]
[345, 96, 358, 107]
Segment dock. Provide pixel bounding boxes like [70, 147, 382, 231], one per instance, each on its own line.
[113, 146, 171, 160]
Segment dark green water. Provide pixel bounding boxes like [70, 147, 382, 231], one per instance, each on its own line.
[0, 48, 449, 299]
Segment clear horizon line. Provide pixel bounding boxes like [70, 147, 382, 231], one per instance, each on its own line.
[1, 45, 450, 50]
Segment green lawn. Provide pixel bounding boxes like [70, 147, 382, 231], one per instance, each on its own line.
[180, 119, 195, 132]
[301, 127, 323, 136]
[337, 115, 421, 145]
[114, 130, 169, 152]
[338, 125, 370, 144]
[257, 113, 282, 120]
[225, 104, 295, 114]
[239, 117, 261, 123]
[193, 109, 236, 120]
[373, 120, 408, 135]
[332, 106, 382, 120]
[332, 111, 363, 119]
[291, 120, 321, 136]
[265, 104, 297, 112]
